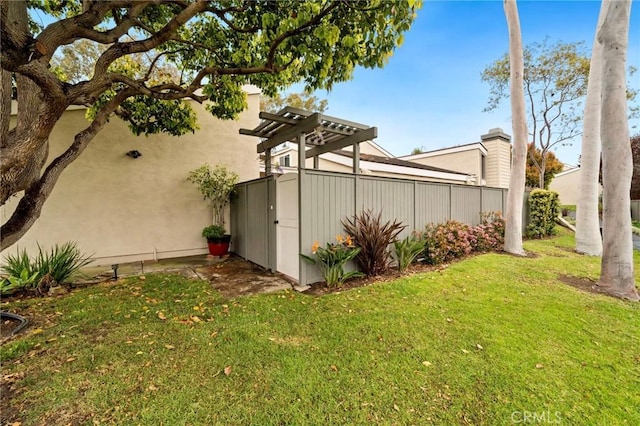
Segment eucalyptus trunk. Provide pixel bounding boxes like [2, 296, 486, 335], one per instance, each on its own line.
[575, 0, 605, 256]
[597, 0, 638, 300]
[503, 0, 527, 256]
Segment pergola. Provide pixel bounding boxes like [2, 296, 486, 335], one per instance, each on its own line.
[239, 106, 378, 174]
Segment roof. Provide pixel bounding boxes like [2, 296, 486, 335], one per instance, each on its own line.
[400, 141, 487, 160]
[554, 167, 581, 178]
[335, 150, 470, 176]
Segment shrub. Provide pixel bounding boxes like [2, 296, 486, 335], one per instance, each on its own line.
[421, 220, 472, 265]
[527, 189, 560, 238]
[1, 242, 92, 295]
[1, 248, 35, 281]
[300, 235, 364, 287]
[1, 268, 40, 296]
[419, 212, 505, 265]
[342, 210, 406, 276]
[470, 212, 506, 252]
[202, 225, 226, 239]
[34, 242, 93, 284]
[392, 236, 425, 273]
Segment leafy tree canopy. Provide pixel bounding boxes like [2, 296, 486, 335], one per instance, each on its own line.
[0, 0, 420, 249]
[260, 91, 328, 114]
[483, 39, 588, 188]
[526, 143, 563, 189]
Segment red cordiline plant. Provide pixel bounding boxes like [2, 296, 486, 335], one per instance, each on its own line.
[342, 210, 406, 276]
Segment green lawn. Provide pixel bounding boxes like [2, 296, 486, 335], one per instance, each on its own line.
[2, 230, 639, 425]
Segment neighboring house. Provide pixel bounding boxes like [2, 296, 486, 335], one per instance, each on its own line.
[1, 87, 261, 266]
[266, 141, 475, 185]
[399, 128, 512, 189]
[549, 166, 600, 206]
[265, 127, 512, 188]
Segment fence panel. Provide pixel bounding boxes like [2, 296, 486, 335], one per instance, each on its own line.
[231, 178, 273, 270]
[451, 186, 483, 225]
[632, 200, 640, 221]
[482, 188, 505, 215]
[416, 183, 451, 227]
[359, 177, 415, 236]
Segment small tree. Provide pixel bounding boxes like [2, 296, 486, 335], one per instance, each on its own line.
[187, 164, 239, 230]
[526, 143, 563, 189]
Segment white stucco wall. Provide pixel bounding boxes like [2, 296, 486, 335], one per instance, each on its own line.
[2, 92, 260, 265]
[549, 168, 588, 206]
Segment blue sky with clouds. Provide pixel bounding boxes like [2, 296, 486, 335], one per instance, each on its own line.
[311, 0, 640, 165]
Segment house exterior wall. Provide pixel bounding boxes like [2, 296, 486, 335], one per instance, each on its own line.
[2, 92, 261, 266]
[549, 169, 582, 205]
[272, 150, 471, 184]
[481, 129, 512, 189]
[407, 150, 482, 185]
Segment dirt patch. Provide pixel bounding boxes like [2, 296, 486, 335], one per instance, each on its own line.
[557, 274, 621, 299]
[303, 262, 447, 296]
[193, 256, 292, 297]
[558, 274, 600, 294]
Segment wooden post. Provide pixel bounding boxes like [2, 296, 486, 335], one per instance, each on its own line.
[297, 133, 306, 286]
[265, 149, 272, 176]
[353, 142, 360, 174]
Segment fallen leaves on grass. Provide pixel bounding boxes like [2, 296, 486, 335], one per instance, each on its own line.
[157, 312, 167, 321]
[224, 366, 232, 376]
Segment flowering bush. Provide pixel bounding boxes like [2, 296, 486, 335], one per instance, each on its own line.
[421, 220, 473, 265]
[300, 235, 364, 287]
[470, 211, 505, 252]
[420, 212, 505, 265]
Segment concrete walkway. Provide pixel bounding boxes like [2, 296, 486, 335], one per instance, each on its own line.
[74, 255, 294, 298]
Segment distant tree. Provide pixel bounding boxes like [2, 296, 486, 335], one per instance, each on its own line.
[1, 0, 419, 250]
[483, 39, 590, 189]
[503, 0, 527, 256]
[410, 147, 424, 155]
[261, 91, 328, 113]
[526, 144, 563, 189]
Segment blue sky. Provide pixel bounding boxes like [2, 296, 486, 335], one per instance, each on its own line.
[312, 0, 640, 165]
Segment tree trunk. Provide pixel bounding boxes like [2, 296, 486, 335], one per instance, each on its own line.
[0, 0, 48, 206]
[597, 0, 638, 301]
[503, 0, 527, 256]
[575, 0, 605, 257]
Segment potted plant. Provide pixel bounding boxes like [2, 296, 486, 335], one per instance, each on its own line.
[201, 225, 231, 256]
[188, 164, 239, 256]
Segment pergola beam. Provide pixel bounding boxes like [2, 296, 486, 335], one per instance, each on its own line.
[305, 127, 377, 158]
[282, 106, 369, 130]
[256, 113, 322, 153]
[259, 111, 299, 125]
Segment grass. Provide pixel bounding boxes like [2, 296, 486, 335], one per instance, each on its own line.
[2, 229, 639, 425]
